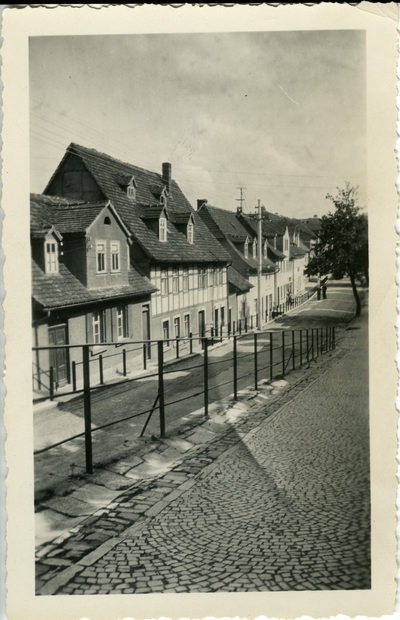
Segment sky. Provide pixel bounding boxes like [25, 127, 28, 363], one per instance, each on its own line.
[30, 30, 367, 219]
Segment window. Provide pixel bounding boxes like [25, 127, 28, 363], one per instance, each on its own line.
[161, 270, 169, 296]
[162, 320, 170, 346]
[174, 317, 180, 339]
[45, 241, 58, 274]
[264, 242, 268, 259]
[285, 238, 289, 251]
[172, 269, 179, 294]
[244, 240, 248, 259]
[182, 268, 189, 292]
[252, 240, 257, 259]
[159, 216, 167, 242]
[127, 185, 136, 200]
[96, 242, 106, 273]
[209, 268, 214, 287]
[187, 222, 194, 244]
[198, 267, 207, 289]
[184, 314, 190, 337]
[218, 267, 224, 286]
[117, 306, 128, 339]
[111, 241, 120, 272]
[93, 311, 106, 344]
[104, 216, 111, 225]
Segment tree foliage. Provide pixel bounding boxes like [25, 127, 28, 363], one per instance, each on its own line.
[305, 183, 368, 316]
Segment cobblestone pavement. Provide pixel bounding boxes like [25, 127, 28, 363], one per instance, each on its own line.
[36, 301, 370, 595]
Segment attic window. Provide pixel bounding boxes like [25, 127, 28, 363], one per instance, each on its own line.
[104, 216, 111, 225]
[127, 185, 136, 200]
[187, 222, 194, 244]
[159, 216, 167, 242]
[244, 239, 248, 259]
[252, 239, 257, 259]
[45, 240, 58, 274]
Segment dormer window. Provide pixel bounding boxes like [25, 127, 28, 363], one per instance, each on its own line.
[252, 240, 257, 259]
[96, 241, 106, 273]
[159, 216, 167, 242]
[264, 241, 268, 259]
[187, 222, 194, 244]
[127, 185, 136, 200]
[244, 239, 249, 259]
[45, 240, 58, 274]
[160, 186, 169, 207]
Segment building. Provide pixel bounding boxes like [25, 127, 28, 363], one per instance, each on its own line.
[31, 194, 156, 391]
[197, 202, 277, 328]
[42, 143, 232, 359]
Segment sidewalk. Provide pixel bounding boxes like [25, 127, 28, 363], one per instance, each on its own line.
[35, 303, 368, 594]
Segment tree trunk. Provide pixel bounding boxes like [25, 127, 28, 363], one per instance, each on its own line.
[349, 271, 361, 317]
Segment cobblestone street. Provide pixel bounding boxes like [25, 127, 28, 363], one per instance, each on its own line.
[36, 290, 370, 595]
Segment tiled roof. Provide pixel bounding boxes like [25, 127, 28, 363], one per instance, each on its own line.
[168, 210, 193, 225]
[199, 204, 276, 276]
[45, 144, 230, 265]
[300, 217, 322, 233]
[289, 244, 307, 259]
[32, 260, 156, 311]
[199, 204, 251, 240]
[267, 243, 285, 260]
[31, 194, 109, 235]
[228, 267, 253, 294]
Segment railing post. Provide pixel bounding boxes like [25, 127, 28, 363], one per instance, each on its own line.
[312, 329, 315, 360]
[72, 361, 77, 392]
[143, 343, 147, 370]
[306, 329, 310, 363]
[189, 332, 193, 355]
[99, 355, 104, 385]
[282, 331, 285, 377]
[270, 332, 273, 381]
[251, 315, 253, 330]
[176, 337, 179, 359]
[82, 346, 93, 475]
[233, 321, 236, 336]
[123, 348, 127, 376]
[239, 320, 242, 335]
[233, 336, 238, 401]
[49, 366, 54, 401]
[157, 341, 166, 439]
[292, 330, 295, 370]
[245, 317, 248, 333]
[299, 330, 303, 368]
[254, 332, 258, 391]
[204, 338, 209, 417]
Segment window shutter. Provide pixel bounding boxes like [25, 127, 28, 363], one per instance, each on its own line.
[86, 312, 93, 344]
[125, 305, 130, 338]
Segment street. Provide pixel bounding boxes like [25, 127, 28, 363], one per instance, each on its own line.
[35, 280, 370, 594]
[34, 281, 358, 497]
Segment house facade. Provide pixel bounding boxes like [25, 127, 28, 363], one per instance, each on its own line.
[42, 143, 231, 359]
[197, 202, 277, 328]
[31, 194, 156, 391]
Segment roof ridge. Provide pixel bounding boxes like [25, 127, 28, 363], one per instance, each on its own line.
[68, 142, 164, 179]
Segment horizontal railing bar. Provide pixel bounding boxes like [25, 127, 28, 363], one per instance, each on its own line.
[164, 390, 205, 408]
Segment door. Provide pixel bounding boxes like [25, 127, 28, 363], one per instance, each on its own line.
[48, 325, 68, 387]
[214, 308, 219, 336]
[142, 305, 151, 359]
[198, 310, 205, 347]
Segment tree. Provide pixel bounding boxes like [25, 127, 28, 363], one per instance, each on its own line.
[304, 183, 368, 317]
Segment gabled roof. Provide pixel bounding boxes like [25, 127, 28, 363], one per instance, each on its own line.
[289, 244, 307, 259]
[32, 260, 156, 311]
[228, 267, 253, 294]
[199, 204, 251, 240]
[44, 143, 229, 265]
[31, 194, 131, 239]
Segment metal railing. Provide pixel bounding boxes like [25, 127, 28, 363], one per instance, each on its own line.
[33, 325, 335, 475]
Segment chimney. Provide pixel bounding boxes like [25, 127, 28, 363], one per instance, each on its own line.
[197, 199, 208, 211]
[237, 206, 242, 214]
[162, 162, 171, 189]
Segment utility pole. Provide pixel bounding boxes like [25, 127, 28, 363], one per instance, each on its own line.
[236, 187, 246, 213]
[257, 199, 262, 330]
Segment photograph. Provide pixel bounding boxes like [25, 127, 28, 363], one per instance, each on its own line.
[3, 4, 398, 620]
